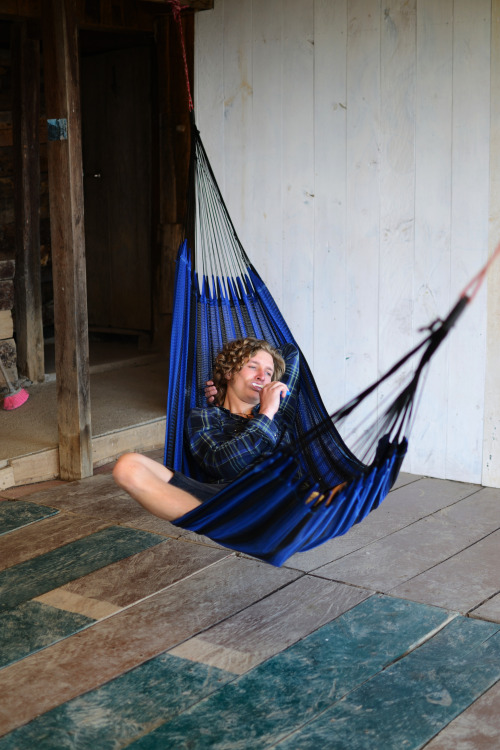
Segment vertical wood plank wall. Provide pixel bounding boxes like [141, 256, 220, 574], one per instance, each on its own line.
[484, 0, 500, 487]
[194, 0, 497, 486]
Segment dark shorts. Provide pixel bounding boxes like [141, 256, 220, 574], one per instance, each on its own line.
[169, 470, 229, 503]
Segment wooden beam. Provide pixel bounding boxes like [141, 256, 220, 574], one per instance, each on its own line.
[12, 21, 45, 383]
[41, 0, 92, 480]
[153, 13, 193, 339]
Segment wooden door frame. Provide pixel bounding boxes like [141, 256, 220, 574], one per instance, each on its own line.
[40, 0, 194, 480]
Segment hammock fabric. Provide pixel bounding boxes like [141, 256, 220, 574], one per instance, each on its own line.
[164, 115, 472, 566]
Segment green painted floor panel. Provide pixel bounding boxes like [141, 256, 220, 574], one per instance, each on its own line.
[275, 616, 500, 749]
[128, 596, 456, 749]
[0, 653, 233, 749]
[1, 596, 498, 749]
[0, 501, 59, 536]
[0, 600, 95, 669]
[0, 526, 165, 613]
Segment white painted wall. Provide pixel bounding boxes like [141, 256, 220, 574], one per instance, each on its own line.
[194, 0, 499, 486]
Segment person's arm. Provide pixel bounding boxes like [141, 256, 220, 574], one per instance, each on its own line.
[186, 407, 282, 481]
[268, 343, 300, 432]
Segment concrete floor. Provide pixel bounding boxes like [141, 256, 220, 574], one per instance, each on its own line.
[0, 459, 498, 748]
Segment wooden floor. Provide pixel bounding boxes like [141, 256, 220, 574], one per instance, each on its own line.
[0, 454, 499, 748]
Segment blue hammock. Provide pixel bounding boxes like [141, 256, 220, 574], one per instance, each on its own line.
[164, 117, 469, 566]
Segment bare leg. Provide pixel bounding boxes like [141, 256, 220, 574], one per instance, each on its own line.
[112, 452, 201, 521]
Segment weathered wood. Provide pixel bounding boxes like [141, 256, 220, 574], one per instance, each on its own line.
[483, 0, 500, 488]
[0, 464, 15, 491]
[0, 420, 166, 490]
[170, 576, 368, 675]
[158, 223, 183, 315]
[0, 338, 18, 384]
[41, 0, 92, 480]
[311, 1, 348, 412]
[0, 280, 14, 310]
[12, 22, 45, 383]
[0, 118, 47, 148]
[446, 0, 490, 482]
[0, 556, 292, 737]
[156, 13, 193, 225]
[92, 419, 166, 466]
[154, 13, 193, 334]
[0, 310, 13, 339]
[0, 258, 15, 281]
[10, 448, 59, 487]
[424, 681, 500, 750]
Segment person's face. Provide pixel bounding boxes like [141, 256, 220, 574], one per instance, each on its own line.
[227, 349, 274, 406]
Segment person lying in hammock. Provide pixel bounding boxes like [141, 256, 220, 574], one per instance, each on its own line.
[112, 337, 300, 522]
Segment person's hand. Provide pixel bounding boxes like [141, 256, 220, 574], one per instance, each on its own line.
[258, 381, 289, 420]
[205, 380, 217, 404]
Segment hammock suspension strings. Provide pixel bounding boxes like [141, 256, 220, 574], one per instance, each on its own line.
[187, 119, 253, 293]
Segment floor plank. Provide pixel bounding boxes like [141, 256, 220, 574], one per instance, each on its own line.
[0, 513, 112, 571]
[36, 539, 230, 615]
[310, 488, 500, 593]
[170, 576, 372, 674]
[274, 617, 500, 750]
[423, 680, 500, 750]
[0, 526, 165, 612]
[28, 474, 150, 520]
[126, 596, 454, 749]
[0, 654, 234, 750]
[285, 476, 481, 572]
[0, 601, 94, 669]
[28, 473, 198, 540]
[0, 542, 230, 673]
[470, 592, 500, 623]
[392, 529, 500, 615]
[0, 556, 299, 736]
[0, 500, 58, 535]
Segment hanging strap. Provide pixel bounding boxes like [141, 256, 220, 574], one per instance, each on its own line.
[167, 0, 194, 112]
[460, 241, 500, 302]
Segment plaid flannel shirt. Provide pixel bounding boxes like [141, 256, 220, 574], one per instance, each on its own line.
[185, 343, 300, 482]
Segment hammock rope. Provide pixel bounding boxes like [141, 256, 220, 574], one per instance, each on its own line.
[167, 0, 194, 112]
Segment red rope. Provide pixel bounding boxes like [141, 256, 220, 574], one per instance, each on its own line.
[460, 241, 500, 302]
[167, 0, 194, 111]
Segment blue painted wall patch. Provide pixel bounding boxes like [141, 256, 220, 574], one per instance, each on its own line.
[47, 119, 68, 141]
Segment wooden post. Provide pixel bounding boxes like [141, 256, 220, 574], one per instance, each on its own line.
[154, 12, 193, 344]
[41, 0, 92, 479]
[12, 21, 45, 383]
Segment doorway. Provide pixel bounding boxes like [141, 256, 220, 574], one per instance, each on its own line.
[80, 34, 155, 363]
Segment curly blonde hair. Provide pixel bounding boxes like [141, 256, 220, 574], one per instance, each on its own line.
[212, 338, 285, 406]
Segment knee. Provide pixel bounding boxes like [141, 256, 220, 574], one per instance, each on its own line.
[112, 453, 142, 491]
